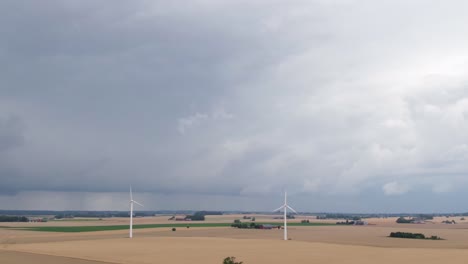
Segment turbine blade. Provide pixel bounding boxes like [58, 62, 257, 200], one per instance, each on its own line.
[273, 205, 286, 212]
[133, 200, 144, 207]
[286, 205, 298, 214]
[130, 185, 133, 201]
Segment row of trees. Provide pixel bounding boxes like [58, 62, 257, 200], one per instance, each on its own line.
[274, 214, 295, 219]
[336, 220, 358, 225]
[396, 215, 436, 224]
[317, 214, 362, 221]
[0, 215, 29, 222]
[232, 219, 254, 229]
[415, 214, 434, 220]
[196, 211, 223, 215]
[55, 212, 134, 219]
[185, 211, 224, 221]
[231, 220, 280, 229]
[396, 217, 414, 223]
[389, 232, 442, 240]
[442, 220, 457, 224]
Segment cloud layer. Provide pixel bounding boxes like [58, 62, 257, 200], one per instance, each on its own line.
[1, 0, 468, 212]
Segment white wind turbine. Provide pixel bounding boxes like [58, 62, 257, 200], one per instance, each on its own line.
[129, 186, 143, 238]
[274, 191, 297, 241]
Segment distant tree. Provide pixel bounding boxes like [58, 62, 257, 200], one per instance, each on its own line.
[187, 212, 205, 221]
[172, 228, 176, 231]
[396, 217, 413, 224]
[223, 257, 243, 264]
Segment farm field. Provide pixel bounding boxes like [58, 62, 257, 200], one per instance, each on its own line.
[2, 214, 468, 264]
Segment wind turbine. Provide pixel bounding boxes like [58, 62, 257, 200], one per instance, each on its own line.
[129, 186, 143, 238]
[274, 191, 297, 241]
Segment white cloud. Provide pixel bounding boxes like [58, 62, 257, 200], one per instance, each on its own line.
[212, 107, 235, 120]
[177, 107, 234, 134]
[177, 113, 209, 135]
[303, 178, 321, 193]
[382, 119, 407, 129]
[383, 182, 410, 196]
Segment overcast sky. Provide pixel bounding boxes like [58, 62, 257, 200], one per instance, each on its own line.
[1, 0, 468, 213]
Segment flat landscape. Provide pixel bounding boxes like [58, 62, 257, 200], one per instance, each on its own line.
[2, 215, 468, 264]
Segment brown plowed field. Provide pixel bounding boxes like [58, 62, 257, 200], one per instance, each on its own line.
[1, 215, 467, 264]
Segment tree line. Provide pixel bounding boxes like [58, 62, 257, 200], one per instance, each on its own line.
[0, 215, 29, 222]
[389, 232, 442, 240]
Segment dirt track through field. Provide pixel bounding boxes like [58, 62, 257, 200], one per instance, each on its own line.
[0, 250, 110, 264]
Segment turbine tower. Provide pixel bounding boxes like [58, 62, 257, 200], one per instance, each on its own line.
[129, 186, 143, 238]
[274, 191, 297, 241]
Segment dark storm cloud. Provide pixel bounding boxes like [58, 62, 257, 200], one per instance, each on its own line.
[1, 0, 468, 212]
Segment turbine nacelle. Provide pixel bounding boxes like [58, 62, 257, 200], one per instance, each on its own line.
[274, 204, 297, 214]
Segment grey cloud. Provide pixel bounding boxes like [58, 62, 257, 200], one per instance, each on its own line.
[0, 115, 24, 152]
[1, 0, 468, 212]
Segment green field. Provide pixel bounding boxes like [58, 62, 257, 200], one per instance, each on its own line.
[13, 222, 334, 233]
